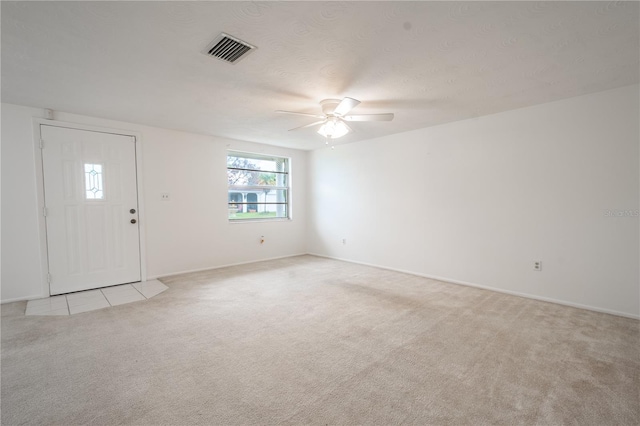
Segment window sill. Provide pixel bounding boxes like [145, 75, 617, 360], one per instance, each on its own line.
[228, 218, 292, 224]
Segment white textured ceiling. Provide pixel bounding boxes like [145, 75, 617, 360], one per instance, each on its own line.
[2, 1, 639, 150]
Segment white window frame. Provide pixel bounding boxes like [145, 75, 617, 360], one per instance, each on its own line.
[227, 150, 291, 222]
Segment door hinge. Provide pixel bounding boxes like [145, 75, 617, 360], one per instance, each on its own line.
[39, 138, 44, 149]
[43, 206, 48, 217]
[47, 273, 52, 284]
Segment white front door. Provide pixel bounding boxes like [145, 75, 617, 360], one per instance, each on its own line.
[41, 125, 141, 295]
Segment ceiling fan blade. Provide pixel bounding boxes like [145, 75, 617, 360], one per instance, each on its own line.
[334, 97, 361, 116]
[343, 113, 394, 122]
[276, 110, 325, 119]
[288, 120, 326, 131]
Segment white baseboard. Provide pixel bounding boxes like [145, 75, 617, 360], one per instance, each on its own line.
[6, 252, 637, 320]
[1, 295, 47, 304]
[147, 253, 308, 280]
[307, 253, 640, 320]
[2, 254, 307, 304]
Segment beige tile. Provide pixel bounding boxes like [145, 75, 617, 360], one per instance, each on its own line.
[26, 296, 67, 314]
[132, 280, 168, 298]
[101, 284, 135, 295]
[102, 285, 145, 306]
[26, 296, 65, 308]
[25, 282, 163, 316]
[69, 299, 110, 315]
[66, 289, 108, 307]
[27, 307, 70, 316]
[104, 294, 145, 306]
[26, 304, 67, 315]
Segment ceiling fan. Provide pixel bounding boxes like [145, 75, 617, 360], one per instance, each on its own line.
[276, 97, 394, 139]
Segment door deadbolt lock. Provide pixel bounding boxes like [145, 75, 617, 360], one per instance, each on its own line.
[130, 209, 136, 214]
[130, 219, 137, 224]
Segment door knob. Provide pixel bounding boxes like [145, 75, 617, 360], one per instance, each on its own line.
[130, 219, 137, 224]
[130, 209, 136, 214]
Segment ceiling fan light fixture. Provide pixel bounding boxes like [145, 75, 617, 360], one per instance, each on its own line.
[317, 119, 349, 139]
[277, 96, 393, 144]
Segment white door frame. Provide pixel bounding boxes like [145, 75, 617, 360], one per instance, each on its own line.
[32, 118, 147, 298]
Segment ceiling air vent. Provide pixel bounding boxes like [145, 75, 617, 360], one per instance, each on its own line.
[203, 33, 256, 64]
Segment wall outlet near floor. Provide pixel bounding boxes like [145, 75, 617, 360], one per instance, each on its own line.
[342, 239, 347, 245]
[161, 193, 170, 201]
[534, 261, 542, 271]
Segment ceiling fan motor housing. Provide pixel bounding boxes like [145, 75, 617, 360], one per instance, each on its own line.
[275, 97, 393, 139]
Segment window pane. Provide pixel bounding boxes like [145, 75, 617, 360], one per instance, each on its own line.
[84, 163, 104, 199]
[227, 170, 288, 188]
[228, 189, 287, 206]
[227, 155, 288, 174]
[227, 167, 255, 186]
[229, 204, 288, 220]
[227, 151, 290, 221]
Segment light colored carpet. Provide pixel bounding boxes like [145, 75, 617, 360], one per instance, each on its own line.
[1, 255, 638, 425]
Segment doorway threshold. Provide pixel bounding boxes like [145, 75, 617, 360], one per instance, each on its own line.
[24, 280, 168, 316]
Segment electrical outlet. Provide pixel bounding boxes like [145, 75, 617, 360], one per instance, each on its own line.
[342, 239, 347, 245]
[534, 261, 542, 271]
[161, 193, 170, 201]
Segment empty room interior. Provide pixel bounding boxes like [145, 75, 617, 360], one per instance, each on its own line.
[1, 1, 639, 425]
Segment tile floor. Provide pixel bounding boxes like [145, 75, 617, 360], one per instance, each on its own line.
[25, 280, 168, 316]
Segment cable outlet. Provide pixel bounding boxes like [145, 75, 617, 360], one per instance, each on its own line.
[534, 261, 542, 271]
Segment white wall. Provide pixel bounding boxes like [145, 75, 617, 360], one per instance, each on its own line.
[308, 85, 640, 318]
[1, 105, 48, 302]
[1, 104, 307, 302]
[4, 86, 638, 317]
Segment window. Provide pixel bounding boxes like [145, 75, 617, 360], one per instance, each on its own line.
[227, 151, 290, 220]
[84, 163, 104, 199]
